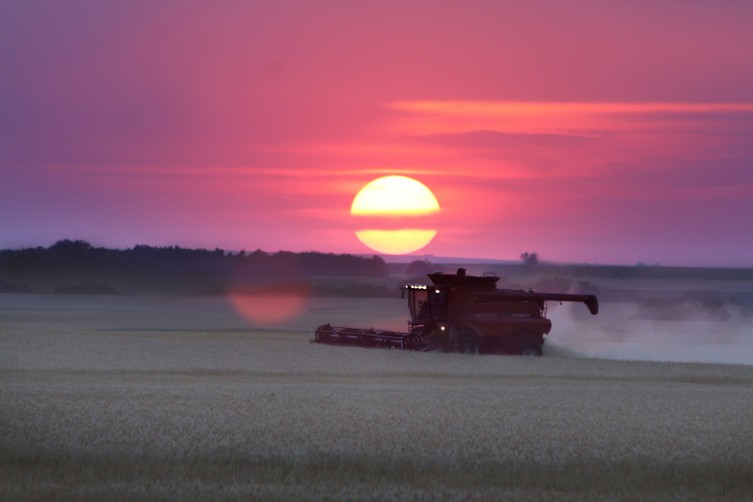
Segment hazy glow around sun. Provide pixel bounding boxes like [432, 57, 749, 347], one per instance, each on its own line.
[351, 176, 440, 215]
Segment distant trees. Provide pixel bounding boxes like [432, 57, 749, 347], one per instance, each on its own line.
[406, 260, 434, 277]
[232, 250, 387, 279]
[520, 251, 538, 267]
[0, 240, 389, 279]
[50, 239, 94, 252]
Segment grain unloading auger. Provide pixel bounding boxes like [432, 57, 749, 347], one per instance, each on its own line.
[313, 268, 598, 356]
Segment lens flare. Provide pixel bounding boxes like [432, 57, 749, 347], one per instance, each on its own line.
[228, 282, 310, 325]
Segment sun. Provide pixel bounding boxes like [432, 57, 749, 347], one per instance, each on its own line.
[350, 175, 440, 254]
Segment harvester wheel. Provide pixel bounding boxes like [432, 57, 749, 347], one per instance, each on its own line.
[415, 329, 444, 352]
[518, 342, 543, 357]
[448, 325, 481, 354]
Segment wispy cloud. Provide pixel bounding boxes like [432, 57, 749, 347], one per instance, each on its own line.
[385, 101, 753, 136]
[378, 100, 753, 175]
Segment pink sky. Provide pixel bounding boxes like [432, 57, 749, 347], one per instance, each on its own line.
[2, 1, 752, 266]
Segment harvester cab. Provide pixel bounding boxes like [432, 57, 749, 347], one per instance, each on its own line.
[314, 268, 598, 356]
[405, 285, 449, 325]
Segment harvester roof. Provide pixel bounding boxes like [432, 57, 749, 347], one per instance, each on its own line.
[427, 268, 499, 289]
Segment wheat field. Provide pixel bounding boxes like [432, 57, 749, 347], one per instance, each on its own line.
[2, 293, 753, 500]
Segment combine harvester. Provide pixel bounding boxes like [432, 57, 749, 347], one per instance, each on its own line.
[313, 268, 598, 355]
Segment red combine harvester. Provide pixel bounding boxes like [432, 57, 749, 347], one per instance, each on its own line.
[313, 268, 598, 355]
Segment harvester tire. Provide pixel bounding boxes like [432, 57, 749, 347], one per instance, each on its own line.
[448, 325, 481, 354]
[518, 342, 543, 357]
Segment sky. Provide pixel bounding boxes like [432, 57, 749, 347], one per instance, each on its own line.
[2, 0, 752, 266]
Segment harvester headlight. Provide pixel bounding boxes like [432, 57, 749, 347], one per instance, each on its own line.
[440, 325, 446, 331]
[435, 289, 440, 294]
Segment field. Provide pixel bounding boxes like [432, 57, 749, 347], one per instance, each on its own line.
[2, 291, 753, 500]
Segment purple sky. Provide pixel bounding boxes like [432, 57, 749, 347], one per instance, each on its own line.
[2, 1, 753, 266]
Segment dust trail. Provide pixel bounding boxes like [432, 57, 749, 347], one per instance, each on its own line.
[544, 299, 753, 365]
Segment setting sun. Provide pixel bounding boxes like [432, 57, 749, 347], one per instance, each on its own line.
[351, 175, 440, 254]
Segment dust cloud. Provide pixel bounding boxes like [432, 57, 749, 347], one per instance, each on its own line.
[545, 297, 753, 365]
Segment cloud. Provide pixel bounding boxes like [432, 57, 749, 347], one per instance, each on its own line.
[386, 101, 753, 135]
[380, 100, 753, 176]
[416, 130, 591, 150]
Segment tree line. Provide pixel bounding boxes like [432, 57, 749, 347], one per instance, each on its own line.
[0, 240, 388, 280]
